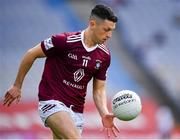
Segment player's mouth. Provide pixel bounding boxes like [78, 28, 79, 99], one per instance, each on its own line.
[99, 38, 108, 44]
[102, 38, 107, 42]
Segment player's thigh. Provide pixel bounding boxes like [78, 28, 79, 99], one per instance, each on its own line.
[52, 132, 60, 139]
[46, 111, 80, 139]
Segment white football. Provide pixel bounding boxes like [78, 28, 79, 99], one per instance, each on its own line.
[112, 90, 142, 121]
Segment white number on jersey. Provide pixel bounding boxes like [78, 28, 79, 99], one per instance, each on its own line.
[82, 59, 88, 67]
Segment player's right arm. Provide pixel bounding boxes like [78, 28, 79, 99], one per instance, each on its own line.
[3, 44, 46, 107]
[3, 33, 67, 107]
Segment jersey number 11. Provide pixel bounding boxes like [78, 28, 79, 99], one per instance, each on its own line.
[82, 59, 88, 67]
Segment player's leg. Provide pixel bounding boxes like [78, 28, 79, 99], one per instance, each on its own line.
[52, 132, 59, 139]
[46, 111, 81, 139]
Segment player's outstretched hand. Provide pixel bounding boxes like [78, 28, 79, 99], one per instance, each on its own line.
[101, 114, 120, 138]
[3, 85, 21, 107]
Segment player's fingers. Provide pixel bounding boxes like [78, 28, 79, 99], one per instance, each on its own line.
[107, 128, 111, 138]
[114, 124, 120, 133]
[3, 99, 12, 106]
[5, 88, 19, 98]
[3, 94, 13, 105]
[5, 91, 10, 98]
[16, 95, 21, 104]
[111, 127, 118, 137]
[3, 96, 9, 104]
[3, 94, 16, 106]
[4, 90, 16, 101]
[7, 98, 15, 107]
[4, 91, 12, 100]
[3, 100, 8, 106]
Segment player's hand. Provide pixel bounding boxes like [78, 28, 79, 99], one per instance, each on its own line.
[101, 114, 120, 138]
[3, 85, 21, 107]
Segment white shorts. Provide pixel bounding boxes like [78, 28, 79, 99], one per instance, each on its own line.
[38, 100, 84, 134]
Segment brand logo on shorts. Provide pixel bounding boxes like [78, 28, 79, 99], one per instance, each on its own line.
[74, 69, 85, 82]
[42, 104, 56, 113]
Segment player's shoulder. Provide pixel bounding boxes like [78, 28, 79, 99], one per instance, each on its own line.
[53, 31, 81, 42]
[65, 31, 82, 43]
[65, 31, 81, 37]
[97, 43, 110, 56]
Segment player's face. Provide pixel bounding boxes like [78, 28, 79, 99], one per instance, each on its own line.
[93, 19, 116, 44]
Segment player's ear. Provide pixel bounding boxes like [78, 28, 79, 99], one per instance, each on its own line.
[89, 19, 96, 29]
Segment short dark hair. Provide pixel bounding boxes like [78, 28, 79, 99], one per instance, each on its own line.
[90, 4, 118, 23]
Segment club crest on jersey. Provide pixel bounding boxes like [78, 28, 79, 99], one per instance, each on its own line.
[95, 60, 102, 70]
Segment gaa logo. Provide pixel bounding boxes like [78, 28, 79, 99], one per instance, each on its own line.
[74, 69, 85, 82]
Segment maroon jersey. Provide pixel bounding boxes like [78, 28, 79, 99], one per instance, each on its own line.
[39, 30, 110, 113]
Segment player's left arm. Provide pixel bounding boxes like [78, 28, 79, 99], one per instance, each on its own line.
[93, 78, 108, 116]
[93, 78, 120, 137]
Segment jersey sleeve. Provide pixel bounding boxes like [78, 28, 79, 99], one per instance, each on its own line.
[94, 55, 111, 81]
[41, 33, 67, 57]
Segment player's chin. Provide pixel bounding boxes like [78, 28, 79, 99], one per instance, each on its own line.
[99, 40, 107, 44]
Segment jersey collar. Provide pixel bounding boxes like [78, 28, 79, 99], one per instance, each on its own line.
[81, 30, 98, 52]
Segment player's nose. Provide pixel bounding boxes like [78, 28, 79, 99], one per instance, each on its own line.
[107, 31, 112, 38]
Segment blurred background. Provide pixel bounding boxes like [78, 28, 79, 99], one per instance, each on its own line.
[0, 0, 180, 139]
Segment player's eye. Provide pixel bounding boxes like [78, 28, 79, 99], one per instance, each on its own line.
[104, 28, 110, 32]
[104, 27, 114, 32]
